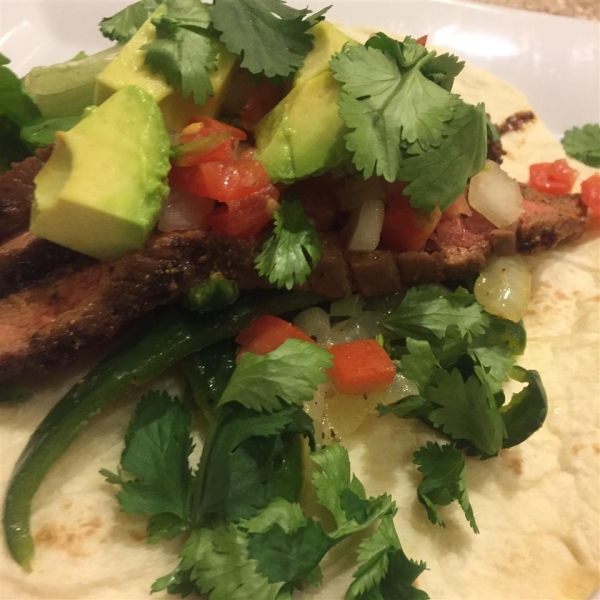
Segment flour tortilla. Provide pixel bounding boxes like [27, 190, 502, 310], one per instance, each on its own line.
[1, 27, 599, 600]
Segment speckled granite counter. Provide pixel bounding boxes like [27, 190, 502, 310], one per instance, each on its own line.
[477, 0, 599, 20]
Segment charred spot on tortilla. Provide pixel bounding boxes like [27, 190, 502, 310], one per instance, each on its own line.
[497, 110, 537, 135]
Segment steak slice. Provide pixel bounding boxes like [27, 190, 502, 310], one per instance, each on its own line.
[0, 149, 51, 243]
[0, 185, 589, 383]
[0, 231, 88, 298]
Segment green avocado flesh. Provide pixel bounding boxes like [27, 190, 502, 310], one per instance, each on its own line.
[254, 22, 354, 184]
[30, 86, 170, 261]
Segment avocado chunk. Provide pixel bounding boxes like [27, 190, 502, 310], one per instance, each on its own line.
[294, 22, 356, 87]
[30, 86, 170, 261]
[254, 70, 351, 183]
[95, 11, 237, 131]
[254, 22, 355, 183]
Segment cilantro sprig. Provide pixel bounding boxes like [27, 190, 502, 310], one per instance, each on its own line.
[99, 0, 162, 43]
[211, 0, 328, 79]
[255, 198, 323, 290]
[561, 123, 600, 168]
[413, 442, 478, 533]
[331, 34, 486, 210]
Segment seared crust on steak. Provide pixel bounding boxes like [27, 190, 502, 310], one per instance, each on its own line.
[0, 149, 51, 243]
[0, 232, 88, 298]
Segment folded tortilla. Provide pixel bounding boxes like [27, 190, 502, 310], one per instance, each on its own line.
[1, 27, 598, 599]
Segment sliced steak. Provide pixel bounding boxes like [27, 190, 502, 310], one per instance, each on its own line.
[516, 185, 588, 252]
[0, 231, 87, 298]
[0, 184, 589, 383]
[0, 149, 51, 243]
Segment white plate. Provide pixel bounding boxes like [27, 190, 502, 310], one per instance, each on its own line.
[1, 0, 599, 139]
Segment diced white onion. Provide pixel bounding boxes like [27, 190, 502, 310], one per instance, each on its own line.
[474, 255, 532, 322]
[330, 295, 365, 319]
[345, 199, 385, 252]
[158, 189, 214, 232]
[325, 311, 384, 346]
[366, 372, 420, 407]
[468, 160, 523, 228]
[336, 178, 386, 212]
[293, 307, 331, 344]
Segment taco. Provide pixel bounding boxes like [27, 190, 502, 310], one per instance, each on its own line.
[0, 5, 598, 600]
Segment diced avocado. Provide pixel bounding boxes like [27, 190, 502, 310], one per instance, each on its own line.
[294, 22, 356, 88]
[254, 70, 351, 183]
[23, 46, 120, 118]
[254, 22, 356, 183]
[95, 11, 237, 131]
[30, 86, 170, 261]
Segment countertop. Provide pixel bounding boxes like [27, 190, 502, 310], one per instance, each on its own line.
[477, 0, 599, 20]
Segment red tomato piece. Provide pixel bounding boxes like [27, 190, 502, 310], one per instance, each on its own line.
[416, 35, 428, 46]
[581, 173, 600, 215]
[328, 339, 396, 396]
[528, 159, 578, 196]
[177, 117, 247, 165]
[380, 193, 442, 253]
[204, 185, 278, 239]
[183, 158, 271, 204]
[236, 315, 315, 355]
[443, 193, 472, 217]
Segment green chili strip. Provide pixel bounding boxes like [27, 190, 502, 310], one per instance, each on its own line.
[3, 290, 321, 570]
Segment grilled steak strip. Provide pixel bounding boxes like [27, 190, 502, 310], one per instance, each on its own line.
[0, 232, 88, 299]
[0, 149, 51, 243]
[0, 188, 588, 383]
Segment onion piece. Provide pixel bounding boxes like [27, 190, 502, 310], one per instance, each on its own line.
[330, 295, 365, 319]
[344, 199, 385, 252]
[336, 177, 386, 212]
[293, 307, 331, 343]
[474, 255, 531, 322]
[158, 190, 214, 233]
[468, 160, 523, 227]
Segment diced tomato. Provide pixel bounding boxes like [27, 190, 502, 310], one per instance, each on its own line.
[529, 159, 578, 196]
[240, 78, 282, 130]
[173, 158, 271, 204]
[581, 173, 600, 215]
[236, 315, 315, 355]
[380, 193, 442, 253]
[204, 184, 279, 239]
[175, 117, 247, 165]
[328, 339, 396, 396]
[444, 193, 472, 217]
[416, 35, 428, 47]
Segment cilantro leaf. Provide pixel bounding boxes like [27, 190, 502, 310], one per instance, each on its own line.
[397, 102, 488, 210]
[347, 516, 429, 600]
[255, 199, 322, 290]
[421, 52, 464, 92]
[218, 339, 332, 412]
[0, 54, 40, 126]
[20, 115, 82, 147]
[195, 405, 313, 522]
[173, 525, 286, 600]
[401, 338, 437, 391]
[247, 518, 332, 583]
[381, 286, 491, 341]
[100, 390, 193, 541]
[99, 0, 161, 43]
[331, 35, 461, 181]
[311, 444, 396, 540]
[413, 442, 478, 533]
[561, 123, 600, 168]
[211, 0, 326, 78]
[144, 0, 217, 105]
[425, 368, 506, 456]
[470, 344, 515, 395]
[501, 367, 547, 448]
